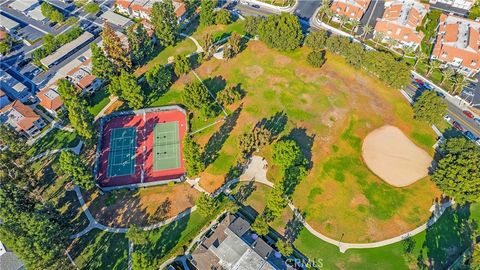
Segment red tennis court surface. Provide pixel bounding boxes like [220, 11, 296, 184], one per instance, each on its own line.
[96, 108, 187, 188]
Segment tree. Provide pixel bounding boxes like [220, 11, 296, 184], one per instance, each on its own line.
[102, 23, 131, 70]
[245, 16, 263, 37]
[440, 67, 454, 85]
[470, 244, 480, 269]
[151, 0, 178, 47]
[228, 32, 242, 56]
[251, 214, 269, 236]
[304, 30, 327, 50]
[127, 23, 153, 66]
[173, 54, 191, 77]
[432, 137, 480, 203]
[215, 9, 232, 25]
[203, 32, 214, 60]
[50, 10, 64, 23]
[0, 33, 12, 55]
[58, 150, 94, 190]
[84, 2, 100, 13]
[265, 180, 287, 220]
[109, 70, 144, 109]
[307, 50, 326, 68]
[91, 43, 116, 79]
[273, 140, 304, 169]
[316, 0, 330, 21]
[452, 73, 469, 95]
[338, 15, 349, 28]
[217, 85, 241, 106]
[276, 239, 293, 256]
[412, 91, 447, 125]
[182, 82, 213, 117]
[0, 124, 26, 155]
[145, 64, 172, 95]
[361, 24, 373, 40]
[414, 49, 427, 68]
[350, 20, 360, 34]
[126, 225, 149, 245]
[57, 79, 95, 140]
[257, 13, 303, 51]
[40, 2, 55, 18]
[200, 0, 216, 26]
[427, 60, 441, 76]
[325, 35, 350, 54]
[183, 136, 205, 176]
[196, 193, 218, 216]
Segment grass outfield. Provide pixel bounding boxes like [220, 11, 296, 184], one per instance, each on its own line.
[190, 41, 441, 242]
[86, 89, 110, 116]
[295, 203, 480, 269]
[69, 229, 128, 270]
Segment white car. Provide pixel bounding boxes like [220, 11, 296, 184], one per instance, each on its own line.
[444, 115, 451, 122]
[476, 138, 480, 147]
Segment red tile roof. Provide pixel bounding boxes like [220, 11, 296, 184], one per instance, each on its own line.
[37, 85, 63, 111]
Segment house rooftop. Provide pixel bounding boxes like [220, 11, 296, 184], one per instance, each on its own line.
[0, 100, 40, 132]
[37, 84, 63, 111]
[41, 31, 94, 67]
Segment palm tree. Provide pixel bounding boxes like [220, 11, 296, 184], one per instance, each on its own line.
[361, 24, 373, 40]
[326, 9, 334, 23]
[339, 15, 348, 28]
[414, 50, 427, 69]
[373, 31, 385, 44]
[317, 0, 331, 21]
[350, 20, 360, 35]
[402, 45, 415, 57]
[386, 38, 398, 49]
[452, 73, 469, 95]
[440, 67, 454, 85]
[427, 60, 441, 76]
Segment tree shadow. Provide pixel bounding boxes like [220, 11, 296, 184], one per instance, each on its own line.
[284, 209, 304, 243]
[203, 75, 227, 96]
[255, 111, 288, 139]
[203, 105, 242, 166]
[233, 180, 256, 204]
[148, 197, 172, 224]
[417, 203, 477, 269]
[287, 127, 315, 169]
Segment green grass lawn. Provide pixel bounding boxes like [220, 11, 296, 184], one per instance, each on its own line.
[26, 128, 80, 158]
[192, 19, 246, 48]
[70, 229, 129, 270]
[86, 89, 110, 116]
[295, 203, 480, 270]
[189, 40, 440, 242]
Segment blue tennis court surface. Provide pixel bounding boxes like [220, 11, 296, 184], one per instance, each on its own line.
[107, 127, 136, 177]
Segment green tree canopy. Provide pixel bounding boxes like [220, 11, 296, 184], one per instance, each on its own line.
[200, 0, 216, 26]
[151, 0, 178, 46]
[432, 137, 480, 203]
[183, 136, 205, 176]
[245, 16, 263, 37]
[257, 13, 303, 51]
[251, 214, 269, 236]
[126, 225, 149, 245]
[91, 43, 116, 79]
[84, 2, 100, 14]
[145, 64, 172, 95]
[304, 30, 328, 50]
[413, 90, 447, 125]
[173, 54, 191, 77]
[109, 70, 144, 109]
[275, 239, 293, 256]
[57, 79, 95, 140]
[265, 180, 287, 220]
[273, 139, 304, 168]
[0, 124, 26, 155]
[215, 9, 232, 25]
[196, 193, 218, 216]
[307, 50, 326, 68]
[58, 150, 94, 190]
[102, 23, 132, 70]
[182, 81, 213, 117]
[127, 23, 154, 66]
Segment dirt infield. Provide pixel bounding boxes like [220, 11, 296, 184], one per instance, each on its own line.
[362, 125, 432, 187]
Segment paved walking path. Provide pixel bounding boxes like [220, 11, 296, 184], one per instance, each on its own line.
[128, 240, 133, 270]
[27, 140, 83, 163]
[94, 96, 119, 121]
[179, 33, 204, 54]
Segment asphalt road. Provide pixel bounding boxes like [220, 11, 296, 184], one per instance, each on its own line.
[404, 83, 480, 139]
[293, 0, 322, 21]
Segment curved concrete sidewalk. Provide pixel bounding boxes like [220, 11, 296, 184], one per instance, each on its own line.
[179, 33, 204, 53]
[27, 140, 84, 163]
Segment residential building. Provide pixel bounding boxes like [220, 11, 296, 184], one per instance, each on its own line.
[190, 214, 293, 270]
[66, 59, 102, 94]
[374, 0, 429, 49]
[429, 0, 475, 10]
[431, 14, 480, 77]
[37, 84, 63, 115]
[0, 100, 45, 137]
[0, 14, 20, 32]
[0, 242, 24, 270]
[0, 90, 11, 110]
[115, 0, 187, 23]
[0, 70, 32, 102]
[40, 31, 94, 68]
[330, 0, 372, 21]
[100, 10, 133, 28]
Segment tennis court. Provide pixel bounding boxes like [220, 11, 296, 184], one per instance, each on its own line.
[153, 122, 180, 171]
[107, 127, 137, 177]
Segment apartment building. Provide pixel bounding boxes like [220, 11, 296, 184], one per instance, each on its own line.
[374, 0, 429, 49]
[431, 14, 480, 77]
[0, 100, 45, 137]
[37, 84, 63, 115]
[66, 59, 102, 94]
[330, 0, 372, 21]
[429, 0, 475, 10]
[115, 0, 187, 23]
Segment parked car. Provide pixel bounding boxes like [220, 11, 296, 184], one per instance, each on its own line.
[476, 138, 480, 146]
[436, 91, 446, 98]
[17, 57, 31, 68]
[463, 110, 474, 119]
[464, 131, 477, 141]
[423, 83, 433, 90]
[444, 115, 451, 122]
[453, 121, 464, 132]
[32, 68, 42, 76]
[414, 79, 424, 86]
[252, 4, 260, 8]
[474, 118, 480, 126]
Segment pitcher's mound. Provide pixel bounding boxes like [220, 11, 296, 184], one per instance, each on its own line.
[362, 125, 432, 187]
